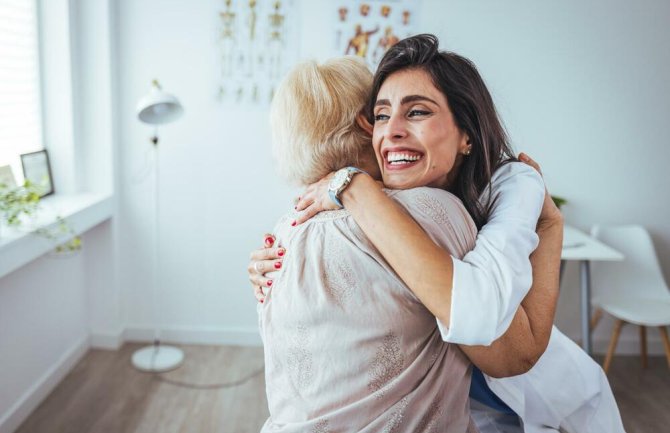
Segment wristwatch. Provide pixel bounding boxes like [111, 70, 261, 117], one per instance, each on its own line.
[328, 167, 366, 209]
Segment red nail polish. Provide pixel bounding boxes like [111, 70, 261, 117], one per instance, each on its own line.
[265, 236, 274, 246]
[274, 261, 282, 269]
[260, 298, 264, 304]
[266, 280, 273, 287]
[277, 248, 285, 257]
[291, 221, 297, 227]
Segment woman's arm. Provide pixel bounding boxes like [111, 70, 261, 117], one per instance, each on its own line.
[254, 156, 557, 367]
[459, 210, 563, 377]
[385, 172, 561, 378]
[344, 174, 459, 323]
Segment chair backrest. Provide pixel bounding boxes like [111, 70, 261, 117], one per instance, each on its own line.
[590, 224, 669, 300]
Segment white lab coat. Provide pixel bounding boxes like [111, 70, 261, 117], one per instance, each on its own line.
[439, 162, 625, 433]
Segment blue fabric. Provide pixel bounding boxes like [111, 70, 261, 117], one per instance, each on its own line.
[469, 366, 517, 415]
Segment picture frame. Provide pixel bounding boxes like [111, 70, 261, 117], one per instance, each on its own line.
[20, 150, 54, 198]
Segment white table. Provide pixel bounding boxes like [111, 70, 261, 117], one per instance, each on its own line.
[561, 225, 624, 354]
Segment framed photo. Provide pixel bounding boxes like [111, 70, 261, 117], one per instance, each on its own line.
[0, 165, 17, 189]
[20, 150, 54, 198]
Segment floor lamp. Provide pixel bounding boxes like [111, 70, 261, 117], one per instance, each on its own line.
[131, 79, 185, 372]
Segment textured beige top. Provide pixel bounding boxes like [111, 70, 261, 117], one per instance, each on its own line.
[258, 187, 479, 433]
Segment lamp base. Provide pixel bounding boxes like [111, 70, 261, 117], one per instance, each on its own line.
[131, 345, 184, 372]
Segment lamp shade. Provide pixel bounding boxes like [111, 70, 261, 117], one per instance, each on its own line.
[136, 80, 183, 125]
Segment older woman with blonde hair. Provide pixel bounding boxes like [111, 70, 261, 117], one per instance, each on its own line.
[261, 56, 477, 431]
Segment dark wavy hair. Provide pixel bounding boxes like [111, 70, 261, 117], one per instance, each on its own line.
[367, 34, 516, 229]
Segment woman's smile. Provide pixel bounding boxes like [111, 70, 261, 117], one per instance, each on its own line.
[383, 147, 424, 169]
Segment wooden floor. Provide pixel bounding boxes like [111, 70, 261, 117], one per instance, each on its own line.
[15, 343, 670, 433]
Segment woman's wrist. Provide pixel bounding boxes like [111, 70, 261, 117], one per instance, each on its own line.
[340, 172, 381, 208]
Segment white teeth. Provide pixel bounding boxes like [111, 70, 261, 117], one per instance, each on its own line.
[387, 151, 422, 163]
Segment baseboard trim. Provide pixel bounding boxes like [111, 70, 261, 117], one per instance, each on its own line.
[123, 325, 262, 347]
[0, 335, 90, 433]
[89, 328, 125, 350]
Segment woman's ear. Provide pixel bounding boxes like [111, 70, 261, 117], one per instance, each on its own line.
[356, 113, 373, 135]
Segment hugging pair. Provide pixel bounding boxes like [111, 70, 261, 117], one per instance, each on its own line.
[249, 34, 624, 433]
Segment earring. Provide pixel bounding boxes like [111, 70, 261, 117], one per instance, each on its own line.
[464, 148, 472, 156]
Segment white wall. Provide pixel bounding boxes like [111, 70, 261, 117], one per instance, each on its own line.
[115, 0, 296, 344]
[0, 237, 90, 433]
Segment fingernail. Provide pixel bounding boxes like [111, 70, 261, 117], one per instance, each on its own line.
[265, 236, 275, 246]
[274, 261, 282, 269]
[291, 221, 297, 227]
[277, 248, 285, 257]
[266, 280, 273, 287]
[294, 206, 297, 210]
[260, 298, 264, 304]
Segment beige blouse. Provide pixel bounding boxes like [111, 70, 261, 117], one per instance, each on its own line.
[258, 187, 479, 433]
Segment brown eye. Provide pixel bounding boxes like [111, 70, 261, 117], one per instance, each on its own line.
[408, 109, 430, 117]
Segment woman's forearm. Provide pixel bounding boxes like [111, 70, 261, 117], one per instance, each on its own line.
[341, 174, 456, 325]
[461, 216, 563, 377]
[460, 307, 534, 377]
[519, 214, 563, 355]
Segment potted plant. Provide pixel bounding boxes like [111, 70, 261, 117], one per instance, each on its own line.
[0, 180, 41, 236]
[0, 180, 81, 252]
[551, 195, 567, 210]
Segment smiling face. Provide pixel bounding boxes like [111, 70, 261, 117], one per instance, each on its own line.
[372, 68, 470, 190]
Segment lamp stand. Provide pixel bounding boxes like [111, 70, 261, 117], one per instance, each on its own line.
[132, 133, 184, 373]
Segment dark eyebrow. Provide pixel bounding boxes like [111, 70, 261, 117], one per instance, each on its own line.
[401, 95, 439, 106]
[374, 95, 439, 108]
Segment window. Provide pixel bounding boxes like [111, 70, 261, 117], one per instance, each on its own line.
[0, 0, 43, 185]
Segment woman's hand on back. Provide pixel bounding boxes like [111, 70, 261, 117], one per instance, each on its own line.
[248, 234, 284, 303]
[518, 152, 563, 227]
[294, 172, 340, 225]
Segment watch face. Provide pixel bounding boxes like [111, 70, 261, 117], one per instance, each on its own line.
[329, 169, 349, 191]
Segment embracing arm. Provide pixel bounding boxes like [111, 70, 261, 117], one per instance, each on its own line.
[459, 211, 562, 377]
[383, 167, 561, 378]
[338, 174, 459, 326]
[295, 162, 546, 346]
[254, 155, 559, 377]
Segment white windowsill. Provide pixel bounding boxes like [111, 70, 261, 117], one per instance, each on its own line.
[0, 193, 113, 279]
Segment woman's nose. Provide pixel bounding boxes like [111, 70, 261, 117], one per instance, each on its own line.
[384, 114, 408, 140]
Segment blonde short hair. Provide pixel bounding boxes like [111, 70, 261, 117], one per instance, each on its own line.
[270, 56, 373, 185]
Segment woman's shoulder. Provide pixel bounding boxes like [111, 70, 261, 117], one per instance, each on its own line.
[491, 161, 544, 191]
[386, 187, 477, 236]
[387, 187, 465, 212]
[484, 161, 545, 225]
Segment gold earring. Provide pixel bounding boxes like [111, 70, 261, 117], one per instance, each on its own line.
[464, 148, 472, 156]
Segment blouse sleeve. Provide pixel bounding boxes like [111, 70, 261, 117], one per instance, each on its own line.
[439, 162, 545, 345]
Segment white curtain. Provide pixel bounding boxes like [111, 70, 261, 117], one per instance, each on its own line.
[0, 0, 43, 184]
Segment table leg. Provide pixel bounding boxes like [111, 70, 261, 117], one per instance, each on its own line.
[580, 260, 593, 355]
[560, 260, 566, 288]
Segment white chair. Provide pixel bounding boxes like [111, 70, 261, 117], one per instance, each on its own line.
[590, 224, 670, 373]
